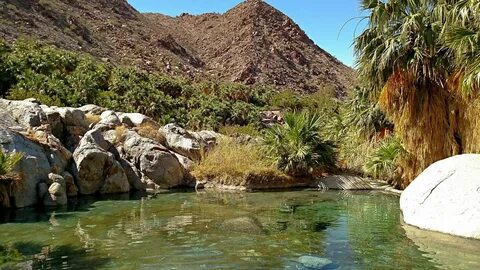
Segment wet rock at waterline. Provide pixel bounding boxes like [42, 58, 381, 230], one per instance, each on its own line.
[400, 154, 480, 239]
[0, 98, 222, 208]
[317, 175, 375, 190]
[0, 127, 70, 208]
[122, 132, 185, 188]
[72, 129, 130, 195]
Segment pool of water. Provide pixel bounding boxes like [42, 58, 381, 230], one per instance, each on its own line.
[0, 190, 479, 269]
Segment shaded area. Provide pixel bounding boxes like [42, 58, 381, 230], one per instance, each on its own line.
[0, 242, 111, 270]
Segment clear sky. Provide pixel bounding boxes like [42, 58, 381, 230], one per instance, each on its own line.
[127, 0, 366, 67]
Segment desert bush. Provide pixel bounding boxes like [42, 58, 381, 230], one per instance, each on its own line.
[264, 111, 336, 176]
[135, 123, 166, 145]
[110, 126, 128, 145]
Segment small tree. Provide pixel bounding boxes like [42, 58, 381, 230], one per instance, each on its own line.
[264, 111, 336, 176]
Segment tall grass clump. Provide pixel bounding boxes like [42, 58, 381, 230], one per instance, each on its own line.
[264, 111, 336, 177]
[191, 138, 288, 185]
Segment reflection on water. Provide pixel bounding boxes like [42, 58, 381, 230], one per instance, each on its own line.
[0, 190, 479, 269]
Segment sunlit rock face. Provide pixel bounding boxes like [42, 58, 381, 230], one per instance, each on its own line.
[400, 154, 480, 239]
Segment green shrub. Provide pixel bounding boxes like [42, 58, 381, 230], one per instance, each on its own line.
[219, 124, 261, 137]
[0, 39, 270, 130]
[0, 149, 23, 178]
[342, 86, 391, 137]
[264, 111, 336, 176]
[364, 136, 405, 180]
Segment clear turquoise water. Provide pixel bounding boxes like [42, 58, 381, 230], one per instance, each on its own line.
[0, 190, 479, 269]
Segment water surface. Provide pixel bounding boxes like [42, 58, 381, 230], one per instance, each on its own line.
[0, 190, 479, 269]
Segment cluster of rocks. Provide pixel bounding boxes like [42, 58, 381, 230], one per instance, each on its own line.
[0, 98, 218, 208]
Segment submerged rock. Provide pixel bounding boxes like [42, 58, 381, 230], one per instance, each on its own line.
[400, 154, 480, 239]
[298, 256, 334, 269]
[220, 217, 265, 234]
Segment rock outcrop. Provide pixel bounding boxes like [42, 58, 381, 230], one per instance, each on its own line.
[400, 154, 480, 239]
[0, 98, 218, 208]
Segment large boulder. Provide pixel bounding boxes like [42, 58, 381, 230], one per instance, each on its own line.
[72, 130, 130, 195]
[162, 123, 219, 161]
[98, 110, 121, 127]
[43, 173, 68, 206]
[0, 99, 47, 128]
[0, 127, 70, 207]
[78, 104, 107, 115]
[123, 131, 185, 188]
[400, 154, 480, 239]
[119, 113, 158, 128]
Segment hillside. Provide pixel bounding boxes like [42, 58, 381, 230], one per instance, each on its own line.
[0, 0, 355, 93]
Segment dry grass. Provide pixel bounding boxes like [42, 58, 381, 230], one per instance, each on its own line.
[85, 113, 101, 125]
[134, 123, 166, 145]
[191, 137, 290, 186]
[112, 125, 127, 144]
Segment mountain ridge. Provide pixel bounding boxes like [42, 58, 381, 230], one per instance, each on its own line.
[0, 0, 355, 93]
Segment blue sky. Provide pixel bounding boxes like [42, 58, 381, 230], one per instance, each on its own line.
[127, 0, 366, 67]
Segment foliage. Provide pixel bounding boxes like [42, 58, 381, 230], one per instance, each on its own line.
[270, 87, 337, 114]
[263, 111, 336, 176]
[443, 0, 480, 92]
[0, 39, 271, 131]
[219, 124, 261, 137]
[364, 136, 405, 180]
[342, 86, 391, 137]
[191, 138, 288, 185]
[0, 149, 23, 178]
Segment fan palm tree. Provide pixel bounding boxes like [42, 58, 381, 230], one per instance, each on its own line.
[263, 111, 336, 177]
[443, 0, 480, 92]
[354, 0, 459, 187]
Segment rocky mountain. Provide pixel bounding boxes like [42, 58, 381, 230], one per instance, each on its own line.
[0, 0, 355, 93]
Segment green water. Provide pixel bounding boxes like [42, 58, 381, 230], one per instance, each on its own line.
[0, 190, 479, 269]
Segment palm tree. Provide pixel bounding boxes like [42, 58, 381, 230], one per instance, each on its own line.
[0, 149, 23, 180]
[443, 0, 480, 92]
[263, 111, 336, 177]
[354, 0, 459, 188]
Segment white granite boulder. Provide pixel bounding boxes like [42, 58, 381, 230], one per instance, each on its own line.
[400, 154, 480, 239]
